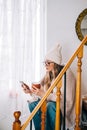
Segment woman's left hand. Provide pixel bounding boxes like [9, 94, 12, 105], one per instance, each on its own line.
[31, 85, 45, 97]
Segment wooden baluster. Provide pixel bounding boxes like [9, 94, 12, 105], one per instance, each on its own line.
[75, 47, 83, 130]
[55, 79, 62, 130]
[41, 100, 47, 130]
[13, 111, 21, 130]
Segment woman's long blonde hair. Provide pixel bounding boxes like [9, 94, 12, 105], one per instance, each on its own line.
[40, 63, 64, 89]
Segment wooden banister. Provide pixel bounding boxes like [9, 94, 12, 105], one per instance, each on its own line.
[13, 35, 87, 130]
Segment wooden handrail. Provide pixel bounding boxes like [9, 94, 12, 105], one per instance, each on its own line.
[13, 35, 87, 130]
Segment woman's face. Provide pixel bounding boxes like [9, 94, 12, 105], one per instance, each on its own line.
[44, 60, 55, 72]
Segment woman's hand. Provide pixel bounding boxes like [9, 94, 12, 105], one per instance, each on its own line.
[21, 83, 32, 94]
[31, 85, 45, 97]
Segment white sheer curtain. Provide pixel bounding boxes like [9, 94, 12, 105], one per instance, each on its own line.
[0, 0, 47, 130]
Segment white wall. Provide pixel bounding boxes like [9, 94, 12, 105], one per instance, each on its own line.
[47, 0, 87, 95]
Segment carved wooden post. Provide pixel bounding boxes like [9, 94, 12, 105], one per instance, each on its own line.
[13, 111, 21, 130]
[55, 79, 62, 130]
[75, 47, 83, 130]
[41, 100, 47, 130]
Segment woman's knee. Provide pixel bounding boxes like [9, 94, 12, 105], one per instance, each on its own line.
[28, 102, 35, 112]
[28, 100, 40, 112]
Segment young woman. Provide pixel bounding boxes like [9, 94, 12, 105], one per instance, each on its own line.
[21, 44, 76, 130]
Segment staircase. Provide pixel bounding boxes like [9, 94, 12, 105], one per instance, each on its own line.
[12, 35, 87, 130]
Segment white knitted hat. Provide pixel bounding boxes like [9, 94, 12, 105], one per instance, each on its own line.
[44, 44, 62, 65]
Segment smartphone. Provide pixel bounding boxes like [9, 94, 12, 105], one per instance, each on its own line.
[20, 81, 31, 90]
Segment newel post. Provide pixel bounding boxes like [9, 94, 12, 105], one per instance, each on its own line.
[75, 46, 83, 130]
[13, 111, 21, 130]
